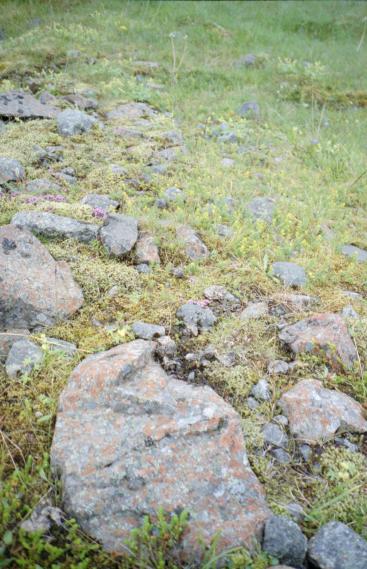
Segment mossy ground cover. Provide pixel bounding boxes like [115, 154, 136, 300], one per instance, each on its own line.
[0, 1, 366, 567]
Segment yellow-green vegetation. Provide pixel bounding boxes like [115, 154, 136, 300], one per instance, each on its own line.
[1, 1, 367, 567]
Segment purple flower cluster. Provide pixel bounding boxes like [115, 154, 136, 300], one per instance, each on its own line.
[25, 194, 67, 204]
[92, 206, 107, 219]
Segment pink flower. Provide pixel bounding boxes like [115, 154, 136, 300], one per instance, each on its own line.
[92, 206, 107, 219]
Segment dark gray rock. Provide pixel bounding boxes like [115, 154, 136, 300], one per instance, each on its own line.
[246, 197, 275, 222]
[177, 302, 216, 336]
[216, 224, 234, 238]
[285, 502, 305, 523]
[99, 214, 138, 258]
[263, 515, 307, 568]
[12, 212, 99, 243]
[62, 93, 98, 111]
[132, 321, 165, 340]
[237, 101, 260, 118]
[247, 396, 260, 410]
[81, 193, 118, 211]
[26, 178, 61, 194]
[341, 304, 359, 319]
[272, 262, 307, 287]
[308, 521, 367, 569]
[57, 109, 96, 136]
[156, 335, 177, 358]
[34, 145, 63, 164]
[235, 53, 258, 67]
[263, 423, 288, 448]
[5, 339, 43, 378]
[0, 157, 25, 184]
[341, 244, 367, 263]
[0, 90, 57, 120]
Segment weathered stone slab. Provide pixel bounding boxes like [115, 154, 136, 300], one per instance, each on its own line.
[51, 340, 269, 556]
[0, 90, 58, 119]
[0, 225, 83, 330]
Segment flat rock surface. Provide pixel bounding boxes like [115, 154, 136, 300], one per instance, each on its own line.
[99, 214, 138, 258]
[341, 244, 367, 263]
[12, 211, 99, 243]
[51, 340, 270, 556]
[0, 157, 25, 184]
[0, 90, 58, 119]
[262, 515, 307, 567]
[279, 313, 358, 372]
[279, 379, 367, 443]
[0, 329, 30, 362]
[272, 262, 307, 287]
[0, 225, 83, 330]
[308, 521, 367, 569]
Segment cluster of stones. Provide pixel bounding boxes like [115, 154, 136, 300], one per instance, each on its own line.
[1, 88, 366, 568]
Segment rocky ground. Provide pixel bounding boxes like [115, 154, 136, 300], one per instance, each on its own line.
[0, 2, 366, 568]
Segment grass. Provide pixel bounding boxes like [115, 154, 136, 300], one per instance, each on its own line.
[0, 0, 367, 567]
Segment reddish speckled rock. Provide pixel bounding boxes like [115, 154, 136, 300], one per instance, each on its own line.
[279, 379, 367, 444]
[279, 313, 357, 372]
[0, 225, 83, 330]
[51, 340, 269, 556]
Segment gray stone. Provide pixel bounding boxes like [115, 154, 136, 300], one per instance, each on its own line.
[26, 178, 61, 194]
[0, 157, 25, 184]
[341, 244, 367, 263]
[81, 193, 118, 211]
[51, 340, 270, 557]
[271, 448, 291, 464]
[110, 164, 128, 176]
[237, 101, 260, 118]
[279, 313, 358, 372]
[155, 198, 167, 209]
[57, 109, 96, 136]
[20, 498, 64, 534]
[267, 360, 290, 375]
[299, 444, 312, 462]
[204, 285, 240, 307]
[45, 338, 77, 358]
[269, 293, 318, 315]
[273, 415, 288, 427]
[176, 225, 209, 261]
[172, 266, 185, 279]
[263, 423, 289, 448]
[240, 302, 268, 320]
[342, 290, 363, 300]
[34, 145, 63, 164]
[251, 379, 271, 402]
[135, 231, 160, 265]
[279, 379, 367, 444]
[216, 224, 234, 238]
[247, 197, 275, 222]
[62, 93, 98, 111]
[272, 262, 307, 287]
[156, 335, 177, 358]
[164, 187, 184, 202]
[12, 211, 98, 243]
[0, 330, 30, 362]
[5, 339, 43, 378]
[99, 214, 138, 258]
[106, 102, 157, 121]
[263, 515, 307, 568]
[0, 90, 57, 120]
[308, 521, 367, 569]
[132, 321, 165, 340]
[0, 225, 83, 330]
[177, 302, 216, 336]
[335, 437, 359, 453]
[136, 263, 152, 274]
[247, 397, 260, 410]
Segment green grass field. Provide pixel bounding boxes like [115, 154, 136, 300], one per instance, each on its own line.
[0, 1, 366, 567]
